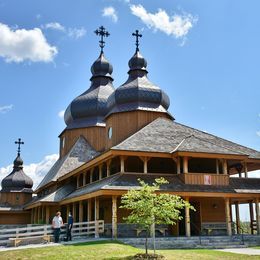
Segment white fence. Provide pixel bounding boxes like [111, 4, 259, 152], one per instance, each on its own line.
[0, 220, 104, 246]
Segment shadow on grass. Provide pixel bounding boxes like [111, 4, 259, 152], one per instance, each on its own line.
[69, 239, 126, 247]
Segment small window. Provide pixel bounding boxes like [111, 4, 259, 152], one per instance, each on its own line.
[62, 137, 66, 148]
[108, 127, 113, 139]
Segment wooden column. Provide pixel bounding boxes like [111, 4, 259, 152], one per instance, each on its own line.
[37, 206, 40, 223]
[235, 202, 240, 234]
[177, 157, 181, 174]
[95, 197, 100, 238]
[216, 159, 219, 174]
[73, 202, 77, 222]
[223, 159, 228, 175]
[88, 199, 92, 222]
[255, 199, 260, 235]
[106, 160, 111, 177]
[83, 173, 86, 186]
[244, 162, 248, 178]
[90, 169, 93, 183]
[31, 208, 34, 224]
[120, 156, 125, 173]
[79, 201, 83, 222]
[185, 197, 191, 237]
[112, 196, 117, 239]
[249, 202, 254, 234]
[66, 204, 70, 221]
[225, 198, 232, 236]
[99, 165, 102, 180]
[140, 157, 150, 174]
[46, 206, 50, 224]
[41, 206, 44, 222]
[77, 175, 80, 188]
[183, 157, 188, 174]
[34, 207, 37, 223]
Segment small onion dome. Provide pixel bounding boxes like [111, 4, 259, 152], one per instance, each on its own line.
[1, 154, 33, 193]
[64, 52, 115, 129]
[106, 51, 171, 117]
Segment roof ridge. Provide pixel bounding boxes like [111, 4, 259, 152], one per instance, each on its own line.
[179, 134, 247, 155]
[173, 120, 260, 154]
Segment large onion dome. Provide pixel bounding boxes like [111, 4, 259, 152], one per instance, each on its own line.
[1, 153, 33, 193]
[106, 49, 171, 117]
[64, 51, 115, 129]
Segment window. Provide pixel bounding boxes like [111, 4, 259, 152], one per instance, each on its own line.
[108, 127, 113, 139]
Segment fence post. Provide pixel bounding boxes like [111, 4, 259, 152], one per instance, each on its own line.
[44, 225, 47, 236]
[16, 228, 19, 238]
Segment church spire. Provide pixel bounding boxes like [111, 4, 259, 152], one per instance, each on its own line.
[94, 26, 110, 54]
[132, 30, 142, 53]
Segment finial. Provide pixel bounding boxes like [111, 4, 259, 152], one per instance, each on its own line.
[94, 26, 110, 53]
[132, 30, 142, 52]
[15, 138, 24, 156]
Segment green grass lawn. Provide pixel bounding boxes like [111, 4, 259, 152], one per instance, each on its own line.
[0, 240, 260, 260]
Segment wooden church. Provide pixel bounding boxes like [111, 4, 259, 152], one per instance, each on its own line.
[1, 27, 260, 238]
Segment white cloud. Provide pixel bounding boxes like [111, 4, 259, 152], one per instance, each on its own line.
[0, 154, 58, 189]
[44, 22, 65, 32]
[102, 6, 118, 23]
[0, 23, 57, 63]
[257, 131, 260, 137]
[0, 104, 13, 113]
[130, 5, 197, 39]
[58, 110, 65, 118]
[67, 27, 86, 39]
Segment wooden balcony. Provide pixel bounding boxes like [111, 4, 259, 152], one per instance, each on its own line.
[179, 173, 229, 186]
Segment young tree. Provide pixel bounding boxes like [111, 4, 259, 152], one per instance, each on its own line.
[120, 177, 194, 255]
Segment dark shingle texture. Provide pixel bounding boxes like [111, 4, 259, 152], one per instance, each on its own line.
[62, 173, 260, 201]
[36, 136, 99, 191]
[112, 118, 260, 159]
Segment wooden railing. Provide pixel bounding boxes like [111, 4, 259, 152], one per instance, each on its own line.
[179, 173, 229, 186]
[0, 220, 104, 247]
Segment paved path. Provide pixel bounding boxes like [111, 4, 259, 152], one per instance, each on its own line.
[0, 238, 108, 252]
[217, 248, 260, 255]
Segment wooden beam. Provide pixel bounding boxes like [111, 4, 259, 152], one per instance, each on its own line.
[223, 159, 228, 175]
[244, 162, 248, 178]
[225, 198, 232, 236]
[95, 197, 100, 238]
[112, 196, 117, 239]
[46, 206, 50, 224]
[120, 156, 125, 173]
[88, 199, 92, 222]
[216, 159, 219, 174]
[106, 160, 111, 177]
[183, 157, 188, 174]
[177, 157, 181, 174]
[79, 201, 83, 222]
[255, 199, 260, 235]
[185, 197, 190, 237]
[73, 202, 77, 222]
[249, 202, 254, 234]
[235, 203, 240, 234]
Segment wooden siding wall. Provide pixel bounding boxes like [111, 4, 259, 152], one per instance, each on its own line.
[105, 111, 170, 149]
[60, 126, 106, 157]
[200, 198, 226, 222]
[179, 173, 229, 186]
[0, 192, 32, 206]
[0, 212, 31, 225]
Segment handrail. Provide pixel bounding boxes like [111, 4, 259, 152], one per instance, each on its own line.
[0, 220, 104, 245]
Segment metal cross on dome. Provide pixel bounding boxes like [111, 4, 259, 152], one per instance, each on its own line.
[15, 138, 24, 155]
[132, 30, 142, 52]
[94, 26, 110, 53]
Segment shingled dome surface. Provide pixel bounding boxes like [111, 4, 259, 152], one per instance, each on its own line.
[1, 154, 33, 193]
[106, 50, 171, 117]
[64, 52, 115, 129]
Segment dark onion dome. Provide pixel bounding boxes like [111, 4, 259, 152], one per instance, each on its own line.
[1, 154, 33, 193]
[106, 50, 172, 118]
[64, 52, 115, 129]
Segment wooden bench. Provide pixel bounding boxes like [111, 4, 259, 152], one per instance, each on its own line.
[202, 222, 227, 235]
[9, 235, 51, 247]
[134, 227, 168, 237]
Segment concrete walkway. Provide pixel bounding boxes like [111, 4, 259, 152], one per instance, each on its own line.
[0, 238, 109, 252]
[217, 248, 260, 255]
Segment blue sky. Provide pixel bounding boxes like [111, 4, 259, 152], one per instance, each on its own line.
[0, 1, 259, 218]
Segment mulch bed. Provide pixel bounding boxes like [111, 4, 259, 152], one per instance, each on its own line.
[133, 253, 165, 259]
